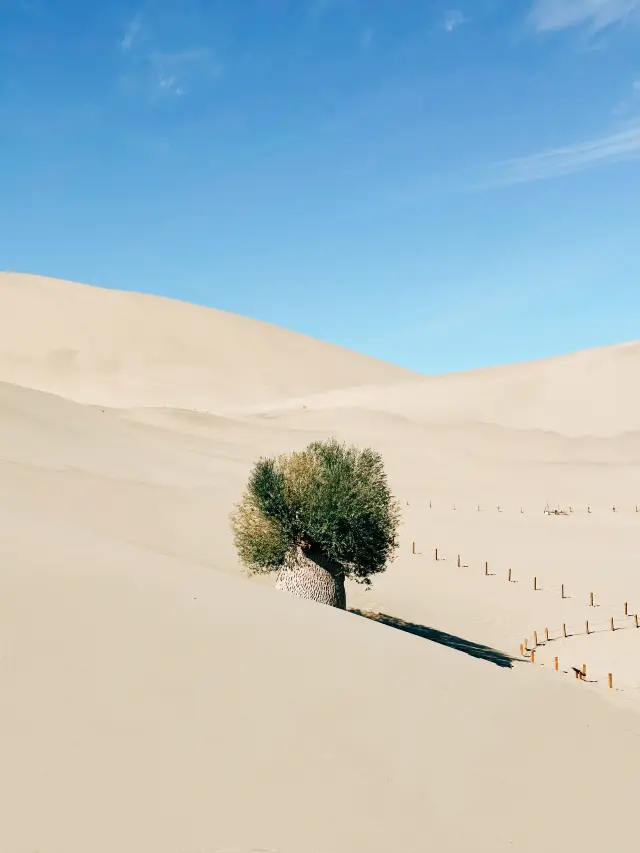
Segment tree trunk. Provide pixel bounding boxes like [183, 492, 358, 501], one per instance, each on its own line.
[275, 546, 346, 609]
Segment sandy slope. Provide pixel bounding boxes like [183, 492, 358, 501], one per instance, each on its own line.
[0, 272, 416, 409]
[1, 272, 639, 852]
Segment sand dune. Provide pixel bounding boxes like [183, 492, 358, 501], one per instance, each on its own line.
[0, 272, 417, 409]
[242, 340, 640, 437]
[1, 272, 639, 852]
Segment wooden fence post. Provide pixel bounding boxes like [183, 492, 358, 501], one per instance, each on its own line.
[545, 628, 549, 643]
[610, 616, 615, 632]
[435, 548, 438, 561]
[624, 602, 628, 616]
[582, 663, 586, 678]
[533, 576, 537, 591]
[508, 568, 512, 582]
[635, 614, 639, 629]
[554, 656, 558, 671]
[457, 554, 461, 568]
[531, 649, 535, 663]
[585, 620, 589, 635]
[412, 541, 415, 555]
[561, 583, 565, 599]
[485, 561, 488, 576]
[533, 631, 538, 648]
[589, 592, 594, 607]
[563, 623, 567, 638]
[608, 673, 613, 689]
[520, 643, 524, 656]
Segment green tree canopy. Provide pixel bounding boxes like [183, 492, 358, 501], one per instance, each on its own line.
[230, 438, 401, 582]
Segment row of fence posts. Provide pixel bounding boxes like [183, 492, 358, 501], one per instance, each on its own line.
[411, 541, 636, 616]
[410, 541, 638, 693]
[522, 614, 638, 645]
[521, 648, 614, 690]
[423, 502, 640, 514]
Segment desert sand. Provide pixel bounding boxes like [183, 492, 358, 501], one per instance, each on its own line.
[1, 271, 639, 853]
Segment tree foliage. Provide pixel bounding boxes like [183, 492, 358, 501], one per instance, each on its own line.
[230, 437, 401, 581]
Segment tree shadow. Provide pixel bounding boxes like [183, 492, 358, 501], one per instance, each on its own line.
[350, 609, 515, 669]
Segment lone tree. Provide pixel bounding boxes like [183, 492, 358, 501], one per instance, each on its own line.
[230, 437, 401, 609]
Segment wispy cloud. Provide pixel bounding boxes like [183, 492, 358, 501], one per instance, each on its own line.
[491, 122, 640, 185]
[120, 14, 142, 52]
[529, 0, 640, 33]
[149, 49, 222, 98]
[155, 75, 184, 97]
[360, 26, 374, 49]
[611, 77, 640, 117]
[612, 100, 630, 116]
[443, 9, 467, 33]
[118, 14, 222, 101]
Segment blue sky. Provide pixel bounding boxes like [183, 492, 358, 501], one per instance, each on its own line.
[1, 0, 639, 374]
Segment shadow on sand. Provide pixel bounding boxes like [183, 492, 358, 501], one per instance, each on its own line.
[350, 609, 515, 669]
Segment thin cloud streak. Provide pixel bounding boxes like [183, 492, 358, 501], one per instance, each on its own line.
[443, 9, 466, 32]
[491, 122, 640, 185]
[529, 0, 640, 32]
[120, 14, 142, 52]
[117, 16, 222, 101]
[360, 26, 374, 48]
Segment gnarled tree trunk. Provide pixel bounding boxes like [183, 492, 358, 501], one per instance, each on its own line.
[275, 546, 346, 609]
